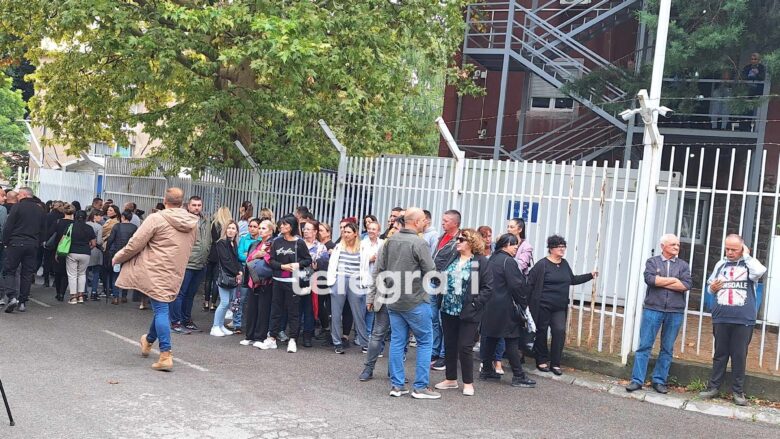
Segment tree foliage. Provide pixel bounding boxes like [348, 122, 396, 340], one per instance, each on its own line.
[0, 0, 474, 171]
[0, 71, 27, 180]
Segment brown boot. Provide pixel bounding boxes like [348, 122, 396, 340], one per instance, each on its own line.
[140, 334, 153, 357]
[152, 351, 173, 371]
[111, 297, 120, 305]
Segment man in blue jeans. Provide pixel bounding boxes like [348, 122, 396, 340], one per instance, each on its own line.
[626, 234, 691, 394]
[370, 208, 440, 399]
[169, 196, 211, 334]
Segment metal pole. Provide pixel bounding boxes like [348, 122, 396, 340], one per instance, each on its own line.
[493, 1, 516, 160]
[436, 117, 466, 212]
[620, 0, 672, 364]
[0, 379, 15, 426]
[318, 120, 348, 240]
[742, 78, 771, 248]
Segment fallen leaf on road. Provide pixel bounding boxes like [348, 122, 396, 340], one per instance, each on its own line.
[108, 380, 119, 385]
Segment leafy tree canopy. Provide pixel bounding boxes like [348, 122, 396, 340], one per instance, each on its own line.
[0, 71, 27, 180]
[0, 0, 474, 171]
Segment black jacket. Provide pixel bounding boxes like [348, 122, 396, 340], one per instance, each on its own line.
[432, 232, 459, 271]
[525, 258, 592, 325]
[3, 198, 47, 246]
[207, 222, 221, 264]
[436, 253, 493, 323]
[215, 239, 242, 278]
[107, 223, 138, 257]
[481, 250, 528, 338]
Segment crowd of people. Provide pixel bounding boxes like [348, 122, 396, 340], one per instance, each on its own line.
[0, 187, 766, 404]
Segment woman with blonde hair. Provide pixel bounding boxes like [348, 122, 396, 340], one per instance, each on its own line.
[258, 207, 275, 223]
[204, 207, 233, 311]
[211, 220, 243, 336]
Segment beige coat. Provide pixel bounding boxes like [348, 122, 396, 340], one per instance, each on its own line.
[113, 208, 198, 302]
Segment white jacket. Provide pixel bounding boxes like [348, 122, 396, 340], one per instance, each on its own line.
[326, 238, 384, 288]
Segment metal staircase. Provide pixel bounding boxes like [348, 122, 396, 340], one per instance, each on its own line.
[464, 0, 641, 160]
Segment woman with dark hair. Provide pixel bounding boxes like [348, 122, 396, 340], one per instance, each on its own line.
[211, 220, 243, 337]
[433, 229, 492, 396]
[527, 234, 597, 375]
[71, 201, 82, 212]
[49, 203, 73, 301]
[64, 210, 97, 304]
[86, 210, 105, 300]
[507, 217, 533, 273]
[326, 222, 370, 354]
[238, 201, 253, 237]
[106, 210, 138, 305]
[301, 220, 329, 347]
[480, 233, 536, 388]
[233, 217, 262, 334]
[360, 214, 378, 240]
[256, 215, 311, 353]
[42, 201, 64, 288]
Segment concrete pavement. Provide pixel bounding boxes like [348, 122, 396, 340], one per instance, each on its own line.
[0, 284, 778, 438]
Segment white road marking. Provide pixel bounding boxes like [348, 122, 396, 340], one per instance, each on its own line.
[102, 329, 209, 372]
[29, 298, 51, 308]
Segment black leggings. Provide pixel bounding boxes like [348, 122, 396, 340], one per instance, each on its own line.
[269, 281, 301, 340]
[534, 305, 568, 367]
[204, 261, 218, 303]
[481, 336, 528, 378]
[244, 283, 273, 342]
[441, 313, 479, 384]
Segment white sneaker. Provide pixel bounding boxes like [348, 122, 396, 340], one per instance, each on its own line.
[210, 326, 226, 337]
[287, 338, 297, 353]
[239, 339, 253, 346]
[220, 326, 234, 335]
[278, 331, 289, 342]
[225, 310, 233, 320]
[257, 338, 277, 350]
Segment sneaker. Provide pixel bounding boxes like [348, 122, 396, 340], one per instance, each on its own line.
[378, 352, 384, 358]
[389, 386, 410, 397]
[225, 310, 233, 320]
[411, 388, 441, 400]
[431, 358, 446, 371]
[184, 321, 201, 332]
[77, 296, 85, 304]
[361, 346, 368, 354]
[210, 326, 226, 337]
[0, 297, 5, 307]
[17, 302, 26, 312]
[733, 393, 748, 406]
[334, 344, 345, 354]
[256, 338, 277, 350]
[699, 388, 719, 399]
[473, 342, 480, 352]
[239, 339, 254, 346]
[359, 367, 374, 381]
[68, 297, 78, 305]
[278, 331, 289, 342]
[171, 323, 192, 335]
[409, 335, 417, 348]
[479, 370, 502, 381]
[4, 298, 18, 313]
[511, 376, 536, 388]
[287, 338, 297, 353]
[220, 326, 234, 336]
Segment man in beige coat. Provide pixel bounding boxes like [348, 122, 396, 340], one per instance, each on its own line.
[112, 188, 198, 371]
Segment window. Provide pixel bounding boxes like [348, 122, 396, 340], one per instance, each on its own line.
[679, 194, 709, 244]
[529, 62, 580, 112]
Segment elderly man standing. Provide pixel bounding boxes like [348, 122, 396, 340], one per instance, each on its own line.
[626, 234, 692, 394]
[699, 234, 766, 406]
[374, 207, 440, 399]
[113, 188, 198, 371]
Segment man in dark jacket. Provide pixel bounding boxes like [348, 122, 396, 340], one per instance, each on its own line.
[626, 234, 692, 394]
[2, 187, 47, 313]
[429, 209, 461, 370]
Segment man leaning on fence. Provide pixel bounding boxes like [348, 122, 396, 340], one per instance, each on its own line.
[626, 234, 692, 394]
[699, 234, 766, 406]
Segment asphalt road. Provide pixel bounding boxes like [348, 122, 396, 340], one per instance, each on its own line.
[0, 284, 776, 438]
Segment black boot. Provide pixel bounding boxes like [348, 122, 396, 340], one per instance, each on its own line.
[303, 332, 313, 348]
[479, 362, 502, 380]
[511, 368, 536, 388]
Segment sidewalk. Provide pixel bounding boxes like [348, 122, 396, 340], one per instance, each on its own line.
[524, 365, 780, 426]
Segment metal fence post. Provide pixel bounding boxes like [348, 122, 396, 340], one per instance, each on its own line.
[436, 117, 465, 213]
[319, 120, 348, 240]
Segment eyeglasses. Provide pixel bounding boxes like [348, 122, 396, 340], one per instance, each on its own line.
[553, 245, 567, 249]
[456, 236, 467, 243]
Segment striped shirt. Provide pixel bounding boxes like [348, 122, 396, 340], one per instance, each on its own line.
[337, 249, 361, 277]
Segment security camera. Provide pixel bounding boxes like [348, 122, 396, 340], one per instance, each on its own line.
[657, 106, 673, 117]
[619, 109, 638, 121]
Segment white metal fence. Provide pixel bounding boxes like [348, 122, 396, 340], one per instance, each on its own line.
[32, 139, 780, 375]
[25, 168, 98, 206]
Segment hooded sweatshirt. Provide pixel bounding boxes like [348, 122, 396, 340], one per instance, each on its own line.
[114, 208, 199, 302]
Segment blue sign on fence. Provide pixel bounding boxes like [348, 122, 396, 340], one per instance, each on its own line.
[506, 201, 539, 223]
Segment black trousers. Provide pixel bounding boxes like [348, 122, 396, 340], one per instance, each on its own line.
[2, 243, 38, 303]
[42, 247, 56, 284]
[342, 298, 353, 338]
[534, 304, 568, 367]
[203, 261, 218, 303]
[244, 283, 273, 342]
[441, 313, 479, 384]
[269, 281, 301, 340]
[709, 323, 754, 394]
[481, 336, 527, 378]
[317, 293, 331, 330]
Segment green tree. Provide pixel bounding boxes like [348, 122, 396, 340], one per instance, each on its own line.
[0, 71, 27, 180]
[0, 0, 476, 172]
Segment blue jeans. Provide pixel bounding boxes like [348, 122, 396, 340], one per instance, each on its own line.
[481, 335, 505, 361]
[298, 294, 315, 335]
[388, 303, 433, 390]
[631, 308, 684, 385]
[170, 268, 205, 324]
[233, 286, 249, 329]
[87, 266, 102, 294]
[146, 298, 172, 352]
[430, 298, 445, 359]
[213, 286, 234, 328]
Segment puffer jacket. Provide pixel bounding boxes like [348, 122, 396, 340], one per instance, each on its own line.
[113, 208, 198, 302]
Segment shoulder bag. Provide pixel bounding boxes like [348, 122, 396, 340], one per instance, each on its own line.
[56, 224, 73, 257]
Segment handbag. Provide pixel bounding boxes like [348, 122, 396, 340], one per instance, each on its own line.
[247, 258, 273, 284]
[44, 232, 58, 249]
[217, 265, 239, 288]
[56, 225, 73, 257]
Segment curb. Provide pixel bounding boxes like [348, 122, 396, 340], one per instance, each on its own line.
[525, 368, 780, 426]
